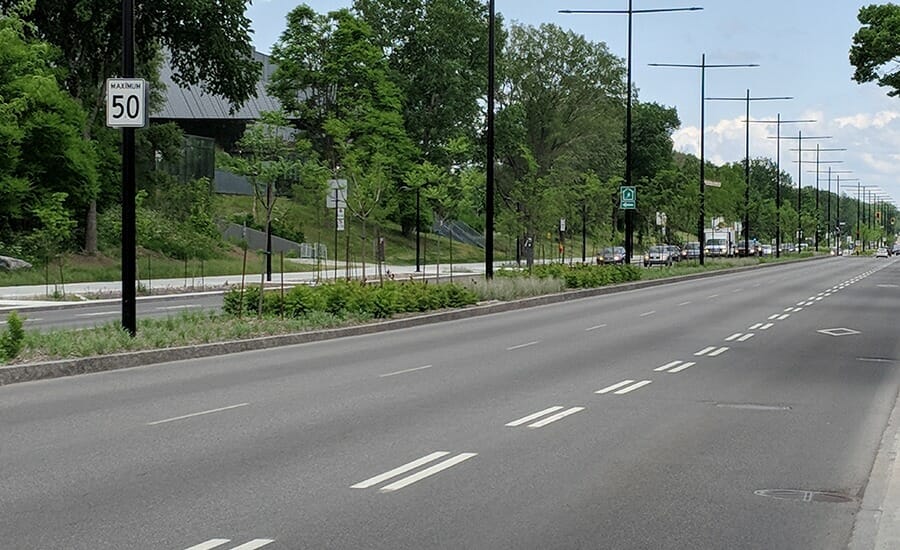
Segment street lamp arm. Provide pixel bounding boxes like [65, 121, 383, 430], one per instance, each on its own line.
[560, 7, 703, 14]
[706, 96, 792, 101]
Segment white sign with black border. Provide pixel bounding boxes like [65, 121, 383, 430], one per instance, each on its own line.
[106, 78, 148, 128]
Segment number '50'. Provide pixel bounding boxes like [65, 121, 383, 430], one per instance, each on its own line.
[111, 94, 140, 118]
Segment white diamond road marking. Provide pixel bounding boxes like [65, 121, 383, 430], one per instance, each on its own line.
[708, 347, 729, 357]
[655, 360, 684, 372]
[817, 328, 862, 337]
[614, 380, 653, 394]
[725, 333, 743, 342]
[526, 407, 585, 428]
[352, 452, 477, 492]
[596, 380, 635, 394]
[505, 406, 564, 427]
[695, 346, 717, 356]
[668, 361, 697, 373]
[738, 333, 755, 342]
[184, 540, 275, 550]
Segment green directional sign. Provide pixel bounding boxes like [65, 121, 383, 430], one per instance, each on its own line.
[620, 186, 636, 210]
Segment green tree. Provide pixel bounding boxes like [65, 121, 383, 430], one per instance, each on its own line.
[269, 6, 416, 229]
[2, 0, 261, 252]
[27, 192, 77, 294]
[495, 22, 626, 265]
[0, 11, 97, 242]
[851, 4, 900, 97]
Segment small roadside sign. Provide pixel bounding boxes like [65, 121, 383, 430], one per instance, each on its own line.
[337, 217, 345, 231]
[106, 78, 148, 128]
[620, 186, 636, 210]
[559, 218, 566, 232]
[326, 186, 347, 209]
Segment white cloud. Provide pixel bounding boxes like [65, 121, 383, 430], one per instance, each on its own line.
[834, 111, 900, 129]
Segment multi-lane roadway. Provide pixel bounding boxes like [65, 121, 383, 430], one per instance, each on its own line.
[2, 257, 899, 549]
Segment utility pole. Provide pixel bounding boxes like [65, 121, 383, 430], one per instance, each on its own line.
[562, 2, 702, 265]
[706, 91, 791, 256]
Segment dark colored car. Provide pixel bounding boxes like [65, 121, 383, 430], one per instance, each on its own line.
[598, 246, 627, 265]
[666, 245, 682, 262]
[682, 242, 701, 260]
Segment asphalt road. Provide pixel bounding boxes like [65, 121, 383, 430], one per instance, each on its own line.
[2, 256, 899, 549]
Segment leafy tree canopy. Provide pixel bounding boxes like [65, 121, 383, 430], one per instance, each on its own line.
[850, 3, 900, 96]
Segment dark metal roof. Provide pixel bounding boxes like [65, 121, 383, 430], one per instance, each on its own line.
[152, 51, 283, 121]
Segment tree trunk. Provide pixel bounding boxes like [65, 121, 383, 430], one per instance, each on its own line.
[85, 200, 98, 254]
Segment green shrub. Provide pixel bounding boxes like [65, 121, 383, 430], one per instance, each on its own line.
[284, 284, 325, 317]
[1, 311, 25, 362]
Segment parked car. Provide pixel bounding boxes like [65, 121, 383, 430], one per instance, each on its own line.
[682, 242, 701, 260]
[891, 243, 900, 256]
[644, 245, 673, 267]
[597, 246, 627, 265]
[876, 247, 889, 258]
[760, 244, 774, 256]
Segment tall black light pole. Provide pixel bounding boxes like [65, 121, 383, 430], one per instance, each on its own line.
[649, 58, 758, 265]
[121, 0, 137, 336]
[836, 178, 859, 250]
[486, 0, 495, 278]
[818, 168, 852, 249]
[769, 130, 830, 251]
[561, 3, 702, 265]
[795, 146, 845, 251]
[758, 117, 815, 257]
[705, 91, 791, 256]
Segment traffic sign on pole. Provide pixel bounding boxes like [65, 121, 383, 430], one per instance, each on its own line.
[620, 186, 636, 210]
[106, 78, 148, 128]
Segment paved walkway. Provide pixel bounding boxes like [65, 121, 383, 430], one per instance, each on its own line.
[0, 261, 511, 303]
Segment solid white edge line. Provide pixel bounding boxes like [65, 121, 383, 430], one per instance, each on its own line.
[738, 333, 755, 342]
[707, 294, 719, 299]
[507, 341, 539, 351]
[528, 407, 585, 428]
[506, 406, 565, 427]
[380, 453, 477, 492]
[229, 539, 276, 550]
[668, 362, 696, 373]
[183, 539, 232, 550]
[380, 365, 434, 378]
[678, 301, 691, 306]
[585, 324, 608, 331]
[695, 346, 716, 356]
[147, 403, 249, 426]
[640, 311, 656, 317]
[596, 380, 635, 394]
[708, 347, 729, 357]
[614, 380, 653, 394]
[351, 452, 450, 489]
[725, 333, 742, 342]
[655, 360, 683, 372]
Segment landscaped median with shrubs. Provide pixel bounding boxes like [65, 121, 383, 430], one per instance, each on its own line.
[0, 263, 665, 365]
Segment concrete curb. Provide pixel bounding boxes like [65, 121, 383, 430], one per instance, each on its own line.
[0, 255, 828, 386]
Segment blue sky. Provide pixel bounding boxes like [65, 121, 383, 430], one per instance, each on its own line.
[247, 1, 900, 206]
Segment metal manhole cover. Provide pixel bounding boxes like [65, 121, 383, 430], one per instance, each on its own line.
[754, 489, 855, 504]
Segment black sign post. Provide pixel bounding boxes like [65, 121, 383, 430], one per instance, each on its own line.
[121, 0, 136, 335]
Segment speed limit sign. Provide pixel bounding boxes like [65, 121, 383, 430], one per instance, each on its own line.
[105, 78, 148, 128]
